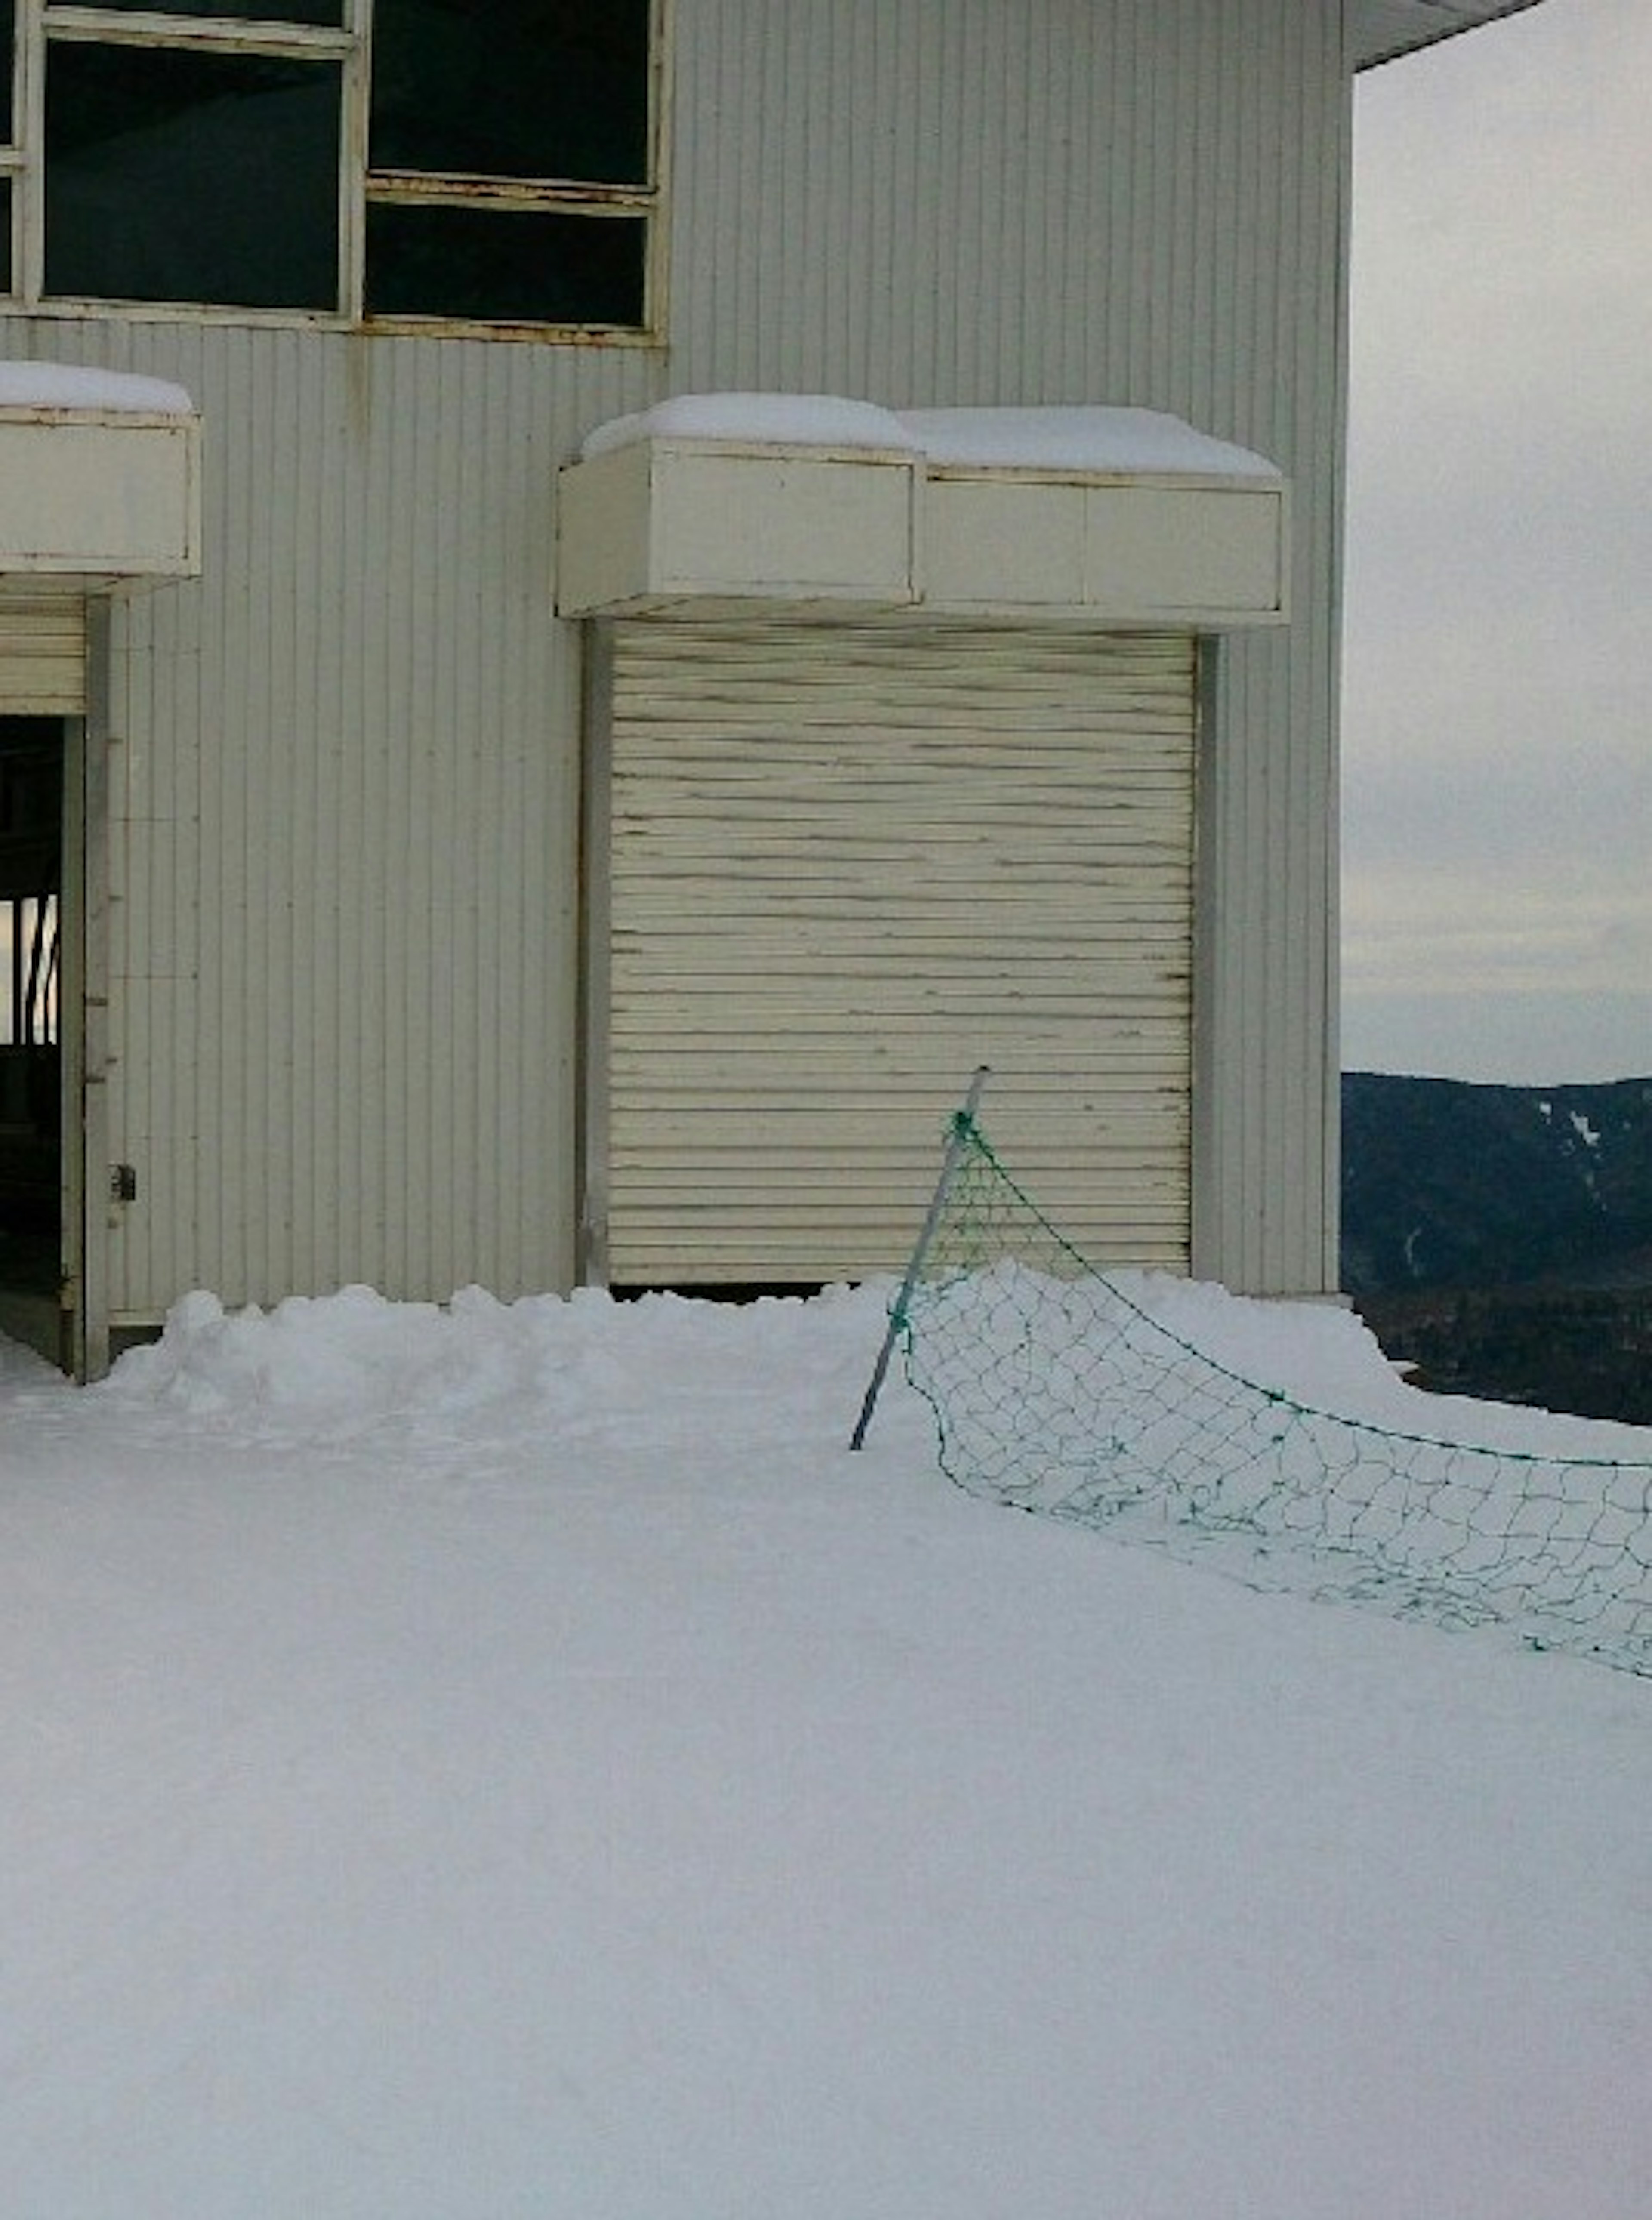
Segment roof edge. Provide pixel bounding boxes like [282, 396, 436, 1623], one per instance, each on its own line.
[1350, 0, 1549, 73]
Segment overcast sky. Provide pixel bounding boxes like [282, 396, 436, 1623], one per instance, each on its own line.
[1341, 0, 1650, 1085]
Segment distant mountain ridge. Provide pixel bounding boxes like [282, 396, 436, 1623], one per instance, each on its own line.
[1341, 1072, 1652, 1297]
[1341, 1072, 1652, 1424]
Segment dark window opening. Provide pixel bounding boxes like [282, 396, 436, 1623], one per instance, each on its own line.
[0, 0, 15, 142]
[87, 0, 345, 24]
[0, 718, 63, 1301]
[28, 0, 656, 333]
[366, 200, 646, 326]
[369, 0, 651, 185]
[44, 43, 342, 310]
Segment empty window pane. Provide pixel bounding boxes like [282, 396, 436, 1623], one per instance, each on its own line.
[370, 0, 651, 185]
[366, 202, 646, 325]
[0, 0, 13, 143]
[87, 0, 344, 23]
[45, 44, 341, 309]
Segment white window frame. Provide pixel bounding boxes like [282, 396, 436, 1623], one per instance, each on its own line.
[1, 0, 666, 340]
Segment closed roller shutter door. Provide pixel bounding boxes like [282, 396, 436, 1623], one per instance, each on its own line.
[603, 618, 1196, 1284]
[0, 592, 87, 714]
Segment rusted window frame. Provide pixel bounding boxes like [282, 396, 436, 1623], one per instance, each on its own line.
[2, 0, 666, 341]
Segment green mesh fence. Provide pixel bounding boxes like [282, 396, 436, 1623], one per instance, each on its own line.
[894, 1108, 1652, 1676]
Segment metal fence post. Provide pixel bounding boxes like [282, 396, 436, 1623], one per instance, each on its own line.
[848, 1066, 990, 1451]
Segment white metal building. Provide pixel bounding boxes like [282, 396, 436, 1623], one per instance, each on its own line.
[0, 0, 1545, 1373]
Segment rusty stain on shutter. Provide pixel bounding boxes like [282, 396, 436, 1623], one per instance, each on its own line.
[601, 618, 1197, 1283]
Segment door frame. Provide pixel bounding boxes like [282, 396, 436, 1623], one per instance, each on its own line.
[63, 603, 112, 1381]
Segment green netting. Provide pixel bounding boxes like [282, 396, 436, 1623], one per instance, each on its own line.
[894, 1110, 1652, 1676]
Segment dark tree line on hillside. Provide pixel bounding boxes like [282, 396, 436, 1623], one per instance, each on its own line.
[1341, 1073, 1652, 1426]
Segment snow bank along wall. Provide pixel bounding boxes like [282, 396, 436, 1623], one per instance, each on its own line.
[0, 0, 1380, 1370]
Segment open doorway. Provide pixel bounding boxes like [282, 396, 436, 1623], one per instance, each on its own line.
[0, 717, 67, 1362]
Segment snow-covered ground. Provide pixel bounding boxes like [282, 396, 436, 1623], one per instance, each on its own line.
[3, 1278, 1650, 2217]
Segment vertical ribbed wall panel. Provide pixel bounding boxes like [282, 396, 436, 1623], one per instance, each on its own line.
[669, 0, 1349, 1294]
[0, 314, 659, 1315]
[1, 0, 1350, 1313]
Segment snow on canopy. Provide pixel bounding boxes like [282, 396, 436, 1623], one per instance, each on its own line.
[898, 405, 1280, 478]
[581, 391, 913, 458]
[580, 392, 1280, 480]
[0, 361, 195, 414]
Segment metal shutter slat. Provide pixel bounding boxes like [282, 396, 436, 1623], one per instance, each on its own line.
[601, 619, 1196, 1282]
[0, 593, 87, 714]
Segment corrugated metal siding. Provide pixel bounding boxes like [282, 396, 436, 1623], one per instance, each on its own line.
[602, 620, 1195, 1282]
[0, 316, 661, 1317]
[0, 592, 86, 713]
[669, 0, 1349, 1294]
[1, 0, 1353, 1318]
